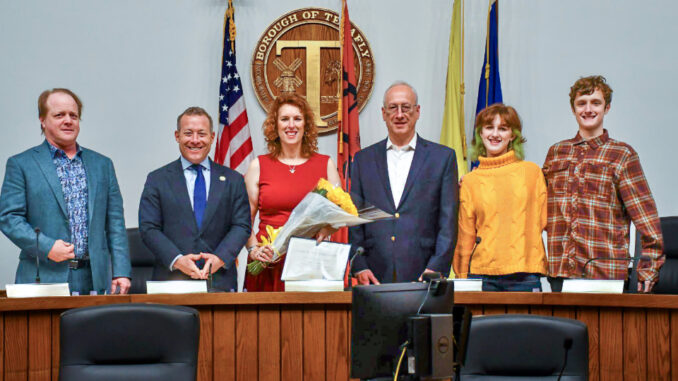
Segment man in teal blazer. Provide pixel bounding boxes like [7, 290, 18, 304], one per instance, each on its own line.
[0, 88, 131, 294]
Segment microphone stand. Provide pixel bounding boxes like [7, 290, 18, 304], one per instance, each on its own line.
[582, 255, 651, 278]
[581, 255, 651, 293]
[208, 263, 213, 292]
[34, 228, 41, 284]
[466, 237, 482, 277]
[345, 246, 364, 291]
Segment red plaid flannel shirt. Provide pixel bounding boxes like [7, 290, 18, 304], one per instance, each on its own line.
[542, 130, 663, 282]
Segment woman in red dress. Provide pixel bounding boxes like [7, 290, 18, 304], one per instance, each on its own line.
[244, 93, 341, 292]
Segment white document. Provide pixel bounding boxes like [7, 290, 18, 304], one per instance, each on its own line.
[452, 279, 483, 292]
[281, 237, 351, 281]
[5, 283, 70, 298]
[146, 280, 207, 294]
[561, 279, 625, 294]
[284, 280, 345, 292]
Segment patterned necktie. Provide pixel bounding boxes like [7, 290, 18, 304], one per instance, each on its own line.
[191, 164, 206, 229]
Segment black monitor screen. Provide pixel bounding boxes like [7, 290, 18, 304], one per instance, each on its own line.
[350, 281, 455, 379]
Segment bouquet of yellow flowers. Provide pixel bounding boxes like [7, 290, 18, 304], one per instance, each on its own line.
[312, 178, 358, 216]
[247, 178, 390, 276]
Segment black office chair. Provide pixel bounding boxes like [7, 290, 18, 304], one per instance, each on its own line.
[126, 227, 156, 294]
[630, 216, 678, 294]
[59, 303, 199, 381]
[460, 314, 588, 380]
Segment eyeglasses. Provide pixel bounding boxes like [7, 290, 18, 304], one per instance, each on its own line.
[385, 103, 415, 115]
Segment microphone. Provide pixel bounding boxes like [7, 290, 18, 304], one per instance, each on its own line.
[34, 227, 41, 284]
[466, 237, 482, 277]
[556, 337, 573, 381]
[421, 271, 447, 296]
[345, 246, 365, 291]
[421, 272, 443, 282]
[581, 255, 651, 278]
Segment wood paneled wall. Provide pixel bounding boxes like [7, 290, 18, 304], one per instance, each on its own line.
[0, 292, 677, 380]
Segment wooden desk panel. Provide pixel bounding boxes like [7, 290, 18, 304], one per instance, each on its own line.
[0, 292, 677, 380]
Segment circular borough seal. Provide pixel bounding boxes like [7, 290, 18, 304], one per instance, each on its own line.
[251, 8, 375, 134]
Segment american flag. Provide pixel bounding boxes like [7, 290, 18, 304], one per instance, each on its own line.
[214, 3, 253, 174]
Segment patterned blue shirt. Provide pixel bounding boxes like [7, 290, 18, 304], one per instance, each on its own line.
[49, 142, 89, 258]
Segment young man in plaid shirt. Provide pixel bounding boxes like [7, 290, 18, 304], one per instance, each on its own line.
[543, 75, 664, 293]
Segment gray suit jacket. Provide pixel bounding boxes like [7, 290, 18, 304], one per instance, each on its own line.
[0, 140, 131, 291]
[138, 159, 251, 291]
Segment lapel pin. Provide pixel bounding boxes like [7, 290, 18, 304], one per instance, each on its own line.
[219, 176, 226, 181]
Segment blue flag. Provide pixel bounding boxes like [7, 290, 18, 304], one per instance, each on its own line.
[472, 0, 502, 169]
[476, 0, 502, 114]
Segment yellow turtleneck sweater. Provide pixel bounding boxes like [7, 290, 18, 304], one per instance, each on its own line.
[453, 150, 547, 278]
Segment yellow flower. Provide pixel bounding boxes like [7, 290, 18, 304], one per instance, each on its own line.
[341, 201, 359, 216]
[316, 178, 333, 193]
[248, 225, 283, 276]
[314, 178, 359, 216]
[326, 187, 342, 205]
[259, 225, 281, 246]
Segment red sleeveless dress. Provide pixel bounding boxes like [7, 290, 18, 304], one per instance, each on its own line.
[244, 153, 329, 292]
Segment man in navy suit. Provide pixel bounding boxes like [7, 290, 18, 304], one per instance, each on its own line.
[139, 107, 250, 292]
[0, 88, 131, 294]
[349, 82, 458, 284]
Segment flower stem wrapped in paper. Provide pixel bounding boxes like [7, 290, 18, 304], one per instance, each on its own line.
[247, 178, 392, 275]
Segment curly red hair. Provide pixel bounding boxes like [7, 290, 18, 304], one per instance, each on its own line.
[263, 93, 319, 158]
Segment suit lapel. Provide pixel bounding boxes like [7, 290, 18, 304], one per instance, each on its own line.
[169, 159, 199, 233]
[398, 135, 430, 208]
[32, 142, 68, 218]
[200, 160, 225, 233]
[374, 140, 396, 211]
[81, 149, 98, 226]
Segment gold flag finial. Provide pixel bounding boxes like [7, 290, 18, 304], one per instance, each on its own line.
[227, 0, 236, 51]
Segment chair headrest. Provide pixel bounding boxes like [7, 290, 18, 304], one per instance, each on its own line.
[661, 217, 678, 258]
[60, 304, 199, 364]
[127, 228, 156, 265]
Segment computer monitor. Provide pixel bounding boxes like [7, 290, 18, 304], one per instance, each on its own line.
[350, 281, 456, 379]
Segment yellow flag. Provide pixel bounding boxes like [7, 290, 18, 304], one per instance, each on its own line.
[440, 0, 468, 178]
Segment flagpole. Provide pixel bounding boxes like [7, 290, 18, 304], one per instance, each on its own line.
[227, 0, 235, 51]
[338, 0, 345, 156]
[221, 4, 229, 80]
[484, 0, 492, 109]
[460, 0, 467, 160]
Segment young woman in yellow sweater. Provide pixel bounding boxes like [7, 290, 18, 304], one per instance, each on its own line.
[453, 103, 547, 291]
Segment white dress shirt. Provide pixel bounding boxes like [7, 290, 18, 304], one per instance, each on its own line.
[171, 156, 212, 270]
[386, 134, 417, 207]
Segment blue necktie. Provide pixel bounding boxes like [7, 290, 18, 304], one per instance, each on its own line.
[191, 164, 206, 229]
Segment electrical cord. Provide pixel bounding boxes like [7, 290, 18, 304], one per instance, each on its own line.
[393, 340, 409, 381]
[557, 338, 573, 381]
[416, 280, 434, 315]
